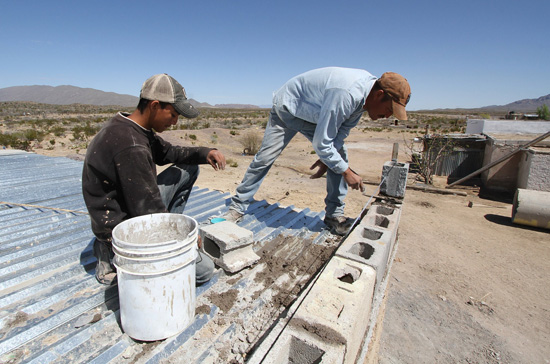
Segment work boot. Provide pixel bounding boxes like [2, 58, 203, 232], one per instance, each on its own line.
[93, 239, 117, 285]
[222, 209, 243, 223]
[324, 215, 354, 236]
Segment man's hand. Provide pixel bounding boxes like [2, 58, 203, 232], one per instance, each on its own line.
[206, 150, 226, 171]
[343, 168, 365, 192]
[310, 159, 328, 179]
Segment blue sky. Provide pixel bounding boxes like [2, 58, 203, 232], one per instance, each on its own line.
[1, 0, 548, 110]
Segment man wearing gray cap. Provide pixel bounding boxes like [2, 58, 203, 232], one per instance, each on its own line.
[82, 74, 226, 285]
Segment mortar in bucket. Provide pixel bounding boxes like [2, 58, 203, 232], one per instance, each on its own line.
[112, 213, 198, 341]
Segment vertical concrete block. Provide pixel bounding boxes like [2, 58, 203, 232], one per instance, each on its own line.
[380, 161, 409, 198]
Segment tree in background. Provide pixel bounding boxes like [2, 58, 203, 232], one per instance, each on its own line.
[537, 104, 550, 120]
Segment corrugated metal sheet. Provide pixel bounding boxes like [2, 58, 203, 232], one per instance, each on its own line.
[0, 152, 331, 363]
[423, 135, 486, 178]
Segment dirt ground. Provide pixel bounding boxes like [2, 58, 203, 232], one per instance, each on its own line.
[36, 125, 550, 363]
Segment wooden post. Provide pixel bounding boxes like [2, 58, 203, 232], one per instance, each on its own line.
[392, 143, 399, 161]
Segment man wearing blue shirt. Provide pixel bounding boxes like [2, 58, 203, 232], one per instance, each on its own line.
[225, 67, 411, 235]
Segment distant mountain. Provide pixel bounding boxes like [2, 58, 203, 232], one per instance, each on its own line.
[0, 85, 139, 107]
[424, 94, 550, 114]
[214, 104, 260, 109]
[0, 85, 261, 109]
[480, 94, 550, 113]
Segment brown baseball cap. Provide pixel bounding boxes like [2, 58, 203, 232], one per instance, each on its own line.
[140, 74, 200, 118]
[378, 72, 411, 120]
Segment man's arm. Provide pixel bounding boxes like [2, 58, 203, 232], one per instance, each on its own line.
[310, 159, 364, 192]
[115, 147, 167, 216]
[311, 88, 359, 174]
[206, 149, 226, 171]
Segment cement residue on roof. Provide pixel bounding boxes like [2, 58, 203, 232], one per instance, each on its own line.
[0, 152, 335, 363]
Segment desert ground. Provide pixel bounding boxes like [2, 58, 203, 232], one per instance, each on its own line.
[5, 111, 550, 363]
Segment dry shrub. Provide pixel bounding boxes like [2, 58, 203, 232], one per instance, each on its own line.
[240, 130, 262, 155]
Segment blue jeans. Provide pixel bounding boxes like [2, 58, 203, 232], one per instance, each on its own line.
[157, 163, 214, 285]
[230, 107, 349, 217]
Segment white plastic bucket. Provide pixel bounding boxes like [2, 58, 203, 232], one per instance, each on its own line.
[112, 213, 197, 253]
[112, 213, 198, 341]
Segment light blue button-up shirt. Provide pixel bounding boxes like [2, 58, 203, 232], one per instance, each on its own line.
[272, 67, 377, 174]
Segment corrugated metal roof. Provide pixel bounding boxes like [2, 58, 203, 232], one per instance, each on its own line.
[0, 152, 333, 363]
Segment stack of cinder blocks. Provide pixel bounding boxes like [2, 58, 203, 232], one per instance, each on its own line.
[248, 160, 407, 363]
[248, 201, 402, 364]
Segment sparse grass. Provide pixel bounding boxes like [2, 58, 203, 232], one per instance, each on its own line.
[0, 102, 476, 154]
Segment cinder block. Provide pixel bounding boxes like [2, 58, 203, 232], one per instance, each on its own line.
[253, 327, 345, 364]
[380, 161, 409, 198]
[199, 221, 253, 251]
[335, 225, 391, 290]
[360, 204, 401, 244]
[336, 203, 401, 290]
[199, 221, 259, 273]
[287, 257, 376, 364]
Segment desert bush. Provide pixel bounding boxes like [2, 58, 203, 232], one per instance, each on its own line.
[188, 134, 197, 141]
[227, 158, 238, 168]
[51, 126, 66, 137]
[181, 120, 200, 130]
[23, 128, 45, 142]
[0, 133, 17, 146]
[537, 104, 550, 120]
[406, 135, 456, 184]
[72, 122, 99, 140]
[0, 132, 31, 150]
[240, 130, 262, 155]
[363, 127, 385, 132]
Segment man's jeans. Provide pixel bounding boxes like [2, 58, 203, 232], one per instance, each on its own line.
[230, 107, 349, 217]
[157, 163, 214, 285]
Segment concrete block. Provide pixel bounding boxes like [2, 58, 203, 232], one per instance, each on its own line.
[287, 256, 376, 364]
[199, 221, 259, 273]
[336, 203, 401, 289]
[253, 327, 345, 364]
[361, 205, 399, 230]
[199, 221, 253, 251]
[335, 225, 391, 289]
[380, 161, 409, 198]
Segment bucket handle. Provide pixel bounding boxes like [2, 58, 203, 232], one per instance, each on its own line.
[113, 259, 193, 276]
[113, 253, 197, 277]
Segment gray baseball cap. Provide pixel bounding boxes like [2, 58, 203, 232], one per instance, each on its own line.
[140, 74, 200, 118]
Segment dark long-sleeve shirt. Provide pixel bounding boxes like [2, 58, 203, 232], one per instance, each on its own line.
[82, 112, 212, 242]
